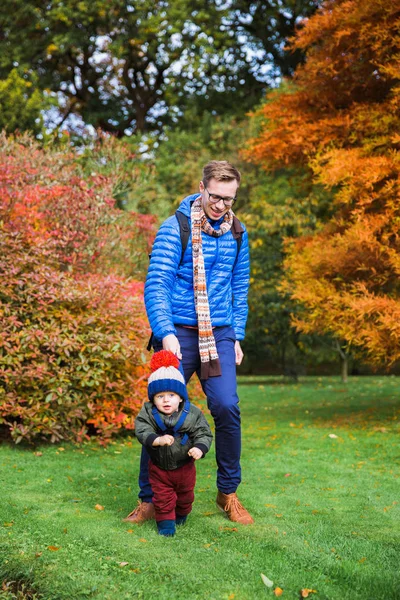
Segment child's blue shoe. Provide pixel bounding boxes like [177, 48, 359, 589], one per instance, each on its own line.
[176, 514, 187, 526]
[157, 519, 176, 536]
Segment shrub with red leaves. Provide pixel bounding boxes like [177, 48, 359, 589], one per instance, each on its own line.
[0, 134, 157, 443]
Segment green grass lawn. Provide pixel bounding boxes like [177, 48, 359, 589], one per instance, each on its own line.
[1, 376, 400, 600]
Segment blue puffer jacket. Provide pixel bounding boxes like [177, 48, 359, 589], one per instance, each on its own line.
[144, 194, 250, 341]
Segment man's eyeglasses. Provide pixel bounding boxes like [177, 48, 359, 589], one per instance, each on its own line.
[205, 187, 237, 207]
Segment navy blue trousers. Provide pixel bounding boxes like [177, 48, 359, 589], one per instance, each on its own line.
[138, 325, 241, 500]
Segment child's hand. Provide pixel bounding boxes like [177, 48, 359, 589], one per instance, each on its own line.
[153, 434, 175, 447]
[188, 447, 203, 460]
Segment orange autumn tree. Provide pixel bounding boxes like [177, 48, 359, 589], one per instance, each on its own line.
[246, 0, 400, 368]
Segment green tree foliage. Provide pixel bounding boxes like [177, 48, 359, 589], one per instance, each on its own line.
[0, 69, 47, 135]
[0, 1, 317, 135]
[76, 133, 171, 218]
[230, 0, 320, 78]
[0, 0, 255, 135]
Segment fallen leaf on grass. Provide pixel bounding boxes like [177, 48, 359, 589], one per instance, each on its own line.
[119, 562, 129, 567]
[260, 573, 273, 588]
[35, 552, 42, 558]
[138, 538, 147, 543]
[274, 587, 283, 596]
[328, 434, 338, 439]
[47, 546, 60, 551]
[94, 504, 104, 511]
[301, 589, 317, 598]
[34, 452, 42, 457]
[358, 557, 366, 563]
[284, 473, 291, 477]
[126, 529, 133, 534]
[219, 526, 238, 532]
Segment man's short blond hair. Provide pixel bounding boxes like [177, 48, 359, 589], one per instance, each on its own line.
[202, 161, 241, 188]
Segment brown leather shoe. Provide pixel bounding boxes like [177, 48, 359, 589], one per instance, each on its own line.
[216, 491, 254, 525]
[123, 501, 155, 523]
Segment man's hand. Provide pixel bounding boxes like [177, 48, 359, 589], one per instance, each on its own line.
[153, 434, 175, 447]
[188, 447, 203, 460]
[162, 334, 182, 359]
[234, 341, 244, 366]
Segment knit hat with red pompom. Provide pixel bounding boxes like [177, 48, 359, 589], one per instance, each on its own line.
[147, 350, 188, 403]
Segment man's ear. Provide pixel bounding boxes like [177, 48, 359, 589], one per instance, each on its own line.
[199, 180, 205, 193]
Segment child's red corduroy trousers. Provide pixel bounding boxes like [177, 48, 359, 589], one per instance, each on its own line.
[148, 459, 196, 522]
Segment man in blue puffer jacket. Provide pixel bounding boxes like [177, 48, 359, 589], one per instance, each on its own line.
[124, 160, 253, 525]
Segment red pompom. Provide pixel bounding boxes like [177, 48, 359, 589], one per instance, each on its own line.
[150, 350, 180, 372]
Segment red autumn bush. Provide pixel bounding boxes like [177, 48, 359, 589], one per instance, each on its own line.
[0, 134, 157, 443]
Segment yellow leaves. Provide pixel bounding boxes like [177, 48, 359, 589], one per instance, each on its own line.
[94, 504, 104, 511]
[46, 43, 58, 55]
[47, 546, 60, 551]
[301, 590, 317, 598]
[119, 561, 129, 567]
[251, 238, 264, 249]
[274, 587, 283, 596]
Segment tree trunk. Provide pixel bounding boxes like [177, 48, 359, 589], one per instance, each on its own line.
[340, 353, 348, 384]
[335, 339, 349, 383]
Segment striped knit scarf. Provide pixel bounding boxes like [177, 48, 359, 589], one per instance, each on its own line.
[191, 196, 234, 379]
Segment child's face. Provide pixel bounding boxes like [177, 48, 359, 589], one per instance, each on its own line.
[153, 391, 181, 415]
